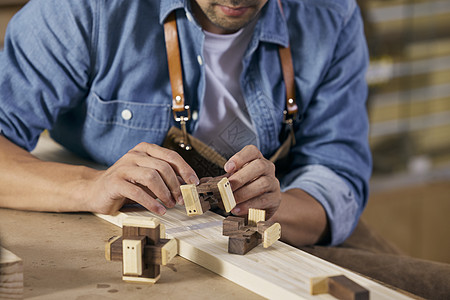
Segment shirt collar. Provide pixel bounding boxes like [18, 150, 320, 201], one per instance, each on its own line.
[159, 0, 289, 48]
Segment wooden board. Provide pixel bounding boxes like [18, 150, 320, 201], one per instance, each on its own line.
[0, 247, 23, 299]
[97, 206, 412, 300]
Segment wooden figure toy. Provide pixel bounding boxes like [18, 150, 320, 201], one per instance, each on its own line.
[180, 176, 236, 216]
[105, 216, 177, 283]
[310, 274, 370, 300]
[222, 208, 281, 255]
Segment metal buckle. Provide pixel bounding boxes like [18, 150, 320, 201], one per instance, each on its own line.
[282, 110, 296, 126]
[172, 105, 192, 151]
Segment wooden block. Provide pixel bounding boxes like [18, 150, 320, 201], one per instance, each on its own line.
[328, 275, 370, 300]
[309, 276, 329, 295]
[161, 238, 178, 265]
[122, 216, 159, 229]
[181, 184, 204, 216]
[262, 222, 281, 248]
[228, 230, 260, 255]
[223, 216, 245, 235]
[248, 208, 266, 227]
[105, 236, 122, 261]
[122, 237, 145, 276]
[0, 247, 23, 299]
[217, 177, 236, 212]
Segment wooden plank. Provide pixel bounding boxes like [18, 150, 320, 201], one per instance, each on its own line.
[96, 206, 413, 299]
[0, 247, 23, 299]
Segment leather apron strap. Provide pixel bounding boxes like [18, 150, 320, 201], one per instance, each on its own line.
[163, 3, 297, 170]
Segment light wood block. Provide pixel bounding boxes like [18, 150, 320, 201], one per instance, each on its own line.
[217, 177, 236, 212]
[161, 239, 177, 265]
[122, 238, 144, 276]
[0, 247, 23, 299]
[180, 184, 204, 216]
[96, 206, 412, 299]
[309, 276, 329, 295]
[248, 208, 266, 227]
[262, 222, 281, 248]
[122, 216, 159, 228]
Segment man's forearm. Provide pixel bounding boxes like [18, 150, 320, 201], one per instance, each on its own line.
[271, 189, 330, 247]
[0, 135, 98, 212]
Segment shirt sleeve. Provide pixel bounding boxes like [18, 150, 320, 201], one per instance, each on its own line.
[281, 5, 372, 246]
[0, 0, 94, 150]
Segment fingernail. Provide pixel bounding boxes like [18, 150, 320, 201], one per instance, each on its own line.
[188, 176, 199, 185]
[157, 206, 166, 215]
[225, 161, 235, 173]
[232, 207, 240, 215]
[177, 195, 184, 205]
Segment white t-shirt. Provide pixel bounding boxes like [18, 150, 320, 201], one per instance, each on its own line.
[193, 22, 258, 159]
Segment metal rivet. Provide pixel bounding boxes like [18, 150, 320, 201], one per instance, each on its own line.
[192, 110, 198, 121]
[186, 12, 193, 22]
[175, 95, 182, 103]
[197, 55, 203, 66]
[288, 98, 294, 105]
[121, 109, 132, 120]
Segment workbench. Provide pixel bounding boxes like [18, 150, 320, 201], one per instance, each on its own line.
[0, 208, 262, 299]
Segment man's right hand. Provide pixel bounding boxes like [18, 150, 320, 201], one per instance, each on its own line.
[85, 142, 199, 215]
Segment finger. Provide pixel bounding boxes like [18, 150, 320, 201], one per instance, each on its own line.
[133, 155, 185, 205]
[233, 175, 279, 204]
[134, 143, 199, 185]
[116, 180, 167, 215]
[231, 192, 280, 219]
[224, 145, 262, 173]
[228, 158, 275, 191]
[119, 165, 176, 209]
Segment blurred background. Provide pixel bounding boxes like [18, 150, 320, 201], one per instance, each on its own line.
[1, 0, 449, 263]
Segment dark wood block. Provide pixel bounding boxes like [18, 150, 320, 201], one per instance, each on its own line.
[328, 275, 369, 300]
[256, 221, 275, 234]
[228, 231, 260, 255]
[223, 216, 245, 235]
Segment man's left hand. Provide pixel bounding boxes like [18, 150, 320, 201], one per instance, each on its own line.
[224, 145, 281, 219]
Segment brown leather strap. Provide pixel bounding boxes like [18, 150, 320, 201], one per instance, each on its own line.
[277, 0, 298, 118]
[164, 12, 185, 112]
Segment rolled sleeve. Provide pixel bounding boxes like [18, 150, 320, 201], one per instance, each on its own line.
[280, 164, 358, 246]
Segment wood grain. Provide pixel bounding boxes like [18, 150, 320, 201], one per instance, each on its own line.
[96, 206, 413, 299]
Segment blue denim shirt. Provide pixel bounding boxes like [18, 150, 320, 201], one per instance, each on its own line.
[0, 0, 371, 245]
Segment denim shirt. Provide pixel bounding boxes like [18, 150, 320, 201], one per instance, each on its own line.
[0, 0, 371, 245]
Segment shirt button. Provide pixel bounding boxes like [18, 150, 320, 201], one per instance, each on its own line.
[121, 109, 133, 120]
[192, 110, 198, 121]
[186, 12, 194, 22]
[197, 55, 203, 66]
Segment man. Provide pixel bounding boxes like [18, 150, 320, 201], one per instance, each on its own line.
[0, 1, 368, 253]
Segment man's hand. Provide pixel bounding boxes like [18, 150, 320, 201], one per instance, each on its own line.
[224, 145, 281, 219]
[85, 143, 199, 215]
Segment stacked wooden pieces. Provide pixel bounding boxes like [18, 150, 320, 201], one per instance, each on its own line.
[223, 209, 281, 255]
[105, 216, 177, 283]
[0, 247, 23, 299]
[96, 206, 412, 299]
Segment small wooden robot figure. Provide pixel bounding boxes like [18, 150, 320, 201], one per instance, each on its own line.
[105, 216, 177, 283]
[180, 176, 236, 216]
[223, 208, 281, 255]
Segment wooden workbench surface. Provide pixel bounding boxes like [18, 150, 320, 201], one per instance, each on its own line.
[0, 208, 262, 299]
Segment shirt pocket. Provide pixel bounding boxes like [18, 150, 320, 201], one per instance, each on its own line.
[83, 92, 172, 165]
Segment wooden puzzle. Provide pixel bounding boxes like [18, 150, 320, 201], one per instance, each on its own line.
[223, 208, 281, 255]
[105, 216, 177, 283]
[180, 176, 236, 216]
[97, 206, 412, 299]
[310, 274, 370, 300]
